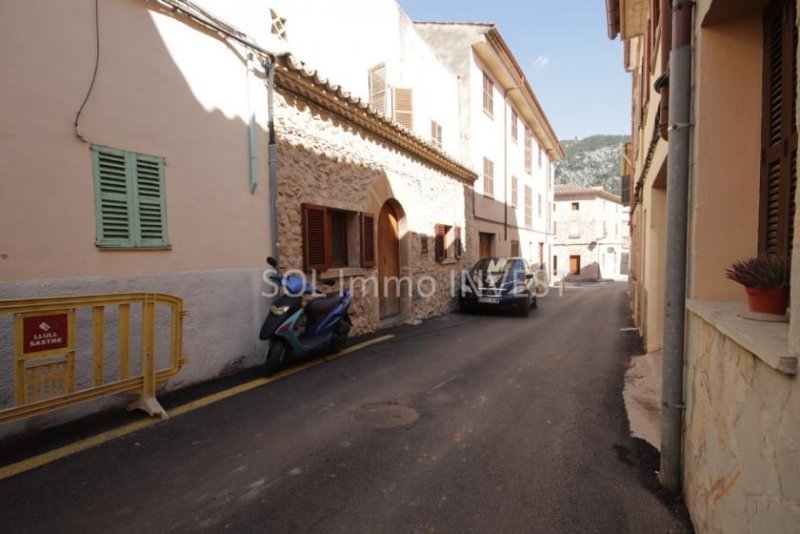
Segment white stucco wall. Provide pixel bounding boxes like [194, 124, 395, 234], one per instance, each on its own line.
[413, 23, 558, 268]
[268, 0, 461, 158]
[552, 193, 629, 282]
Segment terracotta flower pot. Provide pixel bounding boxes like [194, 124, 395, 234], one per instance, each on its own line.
[745, 286, 789, 315]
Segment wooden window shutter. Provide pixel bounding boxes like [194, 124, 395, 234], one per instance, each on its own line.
[134, 154, 168, 247]
[92, 145, 168, 248]
[525, 128, 532, 173]
[360, 212, 376, 268]
[759, 0, 798, 258]
[511, 109, 518, 141]
[434, 224, 446, 262]
[511, 176, 518, 206]
[454, 227, 462, 259]
[393, 87, 413, 130]
[368, 64, 387, 115]
[483, 71, 494, 115]
[483, 158, 494, 197]
[93, 146, 134, 247]
[302, 204, 328, 271]
[525, 185, 533, 228]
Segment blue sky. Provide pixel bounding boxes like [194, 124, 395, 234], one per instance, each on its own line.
[397, 0, 630, 141]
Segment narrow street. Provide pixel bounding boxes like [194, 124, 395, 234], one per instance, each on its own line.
[0, 282, 690, 533]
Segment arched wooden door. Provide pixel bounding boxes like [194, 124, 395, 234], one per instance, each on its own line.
[378, 202, 401, 319]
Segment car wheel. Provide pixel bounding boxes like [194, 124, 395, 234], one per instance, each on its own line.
[531, 296, 538, 309]
[516, 299, 530, 318]
[459, 300, 473, 314]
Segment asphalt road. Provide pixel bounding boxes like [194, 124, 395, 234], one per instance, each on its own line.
[0, 282, 692, 533]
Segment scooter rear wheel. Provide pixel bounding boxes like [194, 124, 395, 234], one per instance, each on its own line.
[265, 339, 291, 376]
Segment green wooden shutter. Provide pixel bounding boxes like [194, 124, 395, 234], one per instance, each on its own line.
[134, 153, 169, 247]
[92, 145, 168, 248]
[92, 145, 134, 247]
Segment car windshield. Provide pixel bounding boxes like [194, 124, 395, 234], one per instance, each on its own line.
[471, 258, 516, 274]
[470, 258, 524, 286]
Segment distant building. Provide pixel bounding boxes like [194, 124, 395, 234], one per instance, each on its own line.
[552, 185, 629, 283]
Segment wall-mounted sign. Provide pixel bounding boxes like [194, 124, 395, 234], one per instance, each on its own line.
[16, 310, 74, 357]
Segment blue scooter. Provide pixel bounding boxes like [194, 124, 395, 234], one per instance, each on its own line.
[259, 257, 353, 374]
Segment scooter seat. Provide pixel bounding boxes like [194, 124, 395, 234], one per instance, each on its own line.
[305, 292, 342, 326]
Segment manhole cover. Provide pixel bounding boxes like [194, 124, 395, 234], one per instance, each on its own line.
[352, 402, 419, 428]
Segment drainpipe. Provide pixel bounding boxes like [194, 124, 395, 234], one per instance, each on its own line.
[263, 57, 280, 262]
[660, 0, 694, 494]
[504, 88, 509, 241]
[247, 53, 258, 194]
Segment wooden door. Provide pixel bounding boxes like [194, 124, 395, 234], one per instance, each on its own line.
[569, 255, 581, 275]
[479, 232, 494, 258]
[378, 202, 401, 319]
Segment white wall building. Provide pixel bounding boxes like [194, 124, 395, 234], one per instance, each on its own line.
[552, 185, 630, 283]
[268, 0, 462, 158]
[414, 22, 565, 270]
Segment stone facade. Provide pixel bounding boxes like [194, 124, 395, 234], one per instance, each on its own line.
[274, 91, 476, 336]
[684, 312, 800, 533]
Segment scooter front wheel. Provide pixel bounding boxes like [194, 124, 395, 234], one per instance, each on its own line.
[265, 339, 291, 376]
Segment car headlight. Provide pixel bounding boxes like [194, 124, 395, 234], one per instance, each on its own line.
[271, 305, 291, 315]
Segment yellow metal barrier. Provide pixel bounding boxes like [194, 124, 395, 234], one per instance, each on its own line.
[0, 293, 187, 424]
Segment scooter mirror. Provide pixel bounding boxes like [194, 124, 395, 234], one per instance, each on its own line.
[266, 256, 278, 268]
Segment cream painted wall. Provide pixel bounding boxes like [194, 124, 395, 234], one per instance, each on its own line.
[0, 0, 274, 282]
[689, 15, 762, 301]
[268, 0, 461, 159]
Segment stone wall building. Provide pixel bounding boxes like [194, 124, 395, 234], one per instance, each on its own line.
[551, 185, 629, 283]
[273, 57, 476, 335]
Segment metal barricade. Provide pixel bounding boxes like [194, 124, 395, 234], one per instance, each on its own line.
[0, 293, 187, 424]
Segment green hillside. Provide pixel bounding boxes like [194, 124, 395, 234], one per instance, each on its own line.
[555, 135, 630, 196]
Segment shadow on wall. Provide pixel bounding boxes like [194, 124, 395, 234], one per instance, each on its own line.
[565, 261, 602, 282]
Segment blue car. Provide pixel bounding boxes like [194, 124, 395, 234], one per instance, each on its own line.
[459, 257, 539, 317]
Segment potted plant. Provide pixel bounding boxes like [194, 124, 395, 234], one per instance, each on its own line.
[725, 256, 790, 315]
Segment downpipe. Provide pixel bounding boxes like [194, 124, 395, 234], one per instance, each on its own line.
[265, 58, 280, 262]
[660, 0, 694, 494]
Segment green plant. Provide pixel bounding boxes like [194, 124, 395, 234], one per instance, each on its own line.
[725, 256, 790, 289]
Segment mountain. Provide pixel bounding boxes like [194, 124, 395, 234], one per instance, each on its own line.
[555, 135, 630, 196]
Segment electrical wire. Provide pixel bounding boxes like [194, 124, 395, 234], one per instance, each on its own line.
[74, 0, 100, 142]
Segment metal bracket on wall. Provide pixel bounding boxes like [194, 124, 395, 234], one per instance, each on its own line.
[672, 0, 696, 11]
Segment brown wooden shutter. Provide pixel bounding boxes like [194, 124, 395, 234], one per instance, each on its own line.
[360, 212, 376, 268]
[393, 87, 413, 130]
[759, 0, 798, 258]
[302, 204, 328, 271]
[454, 227, 462, 259]
[434, 224, 446, 262]
[369, 64, 386, 115]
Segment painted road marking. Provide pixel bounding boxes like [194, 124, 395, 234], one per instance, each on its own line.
[0, 334, 394, 481]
